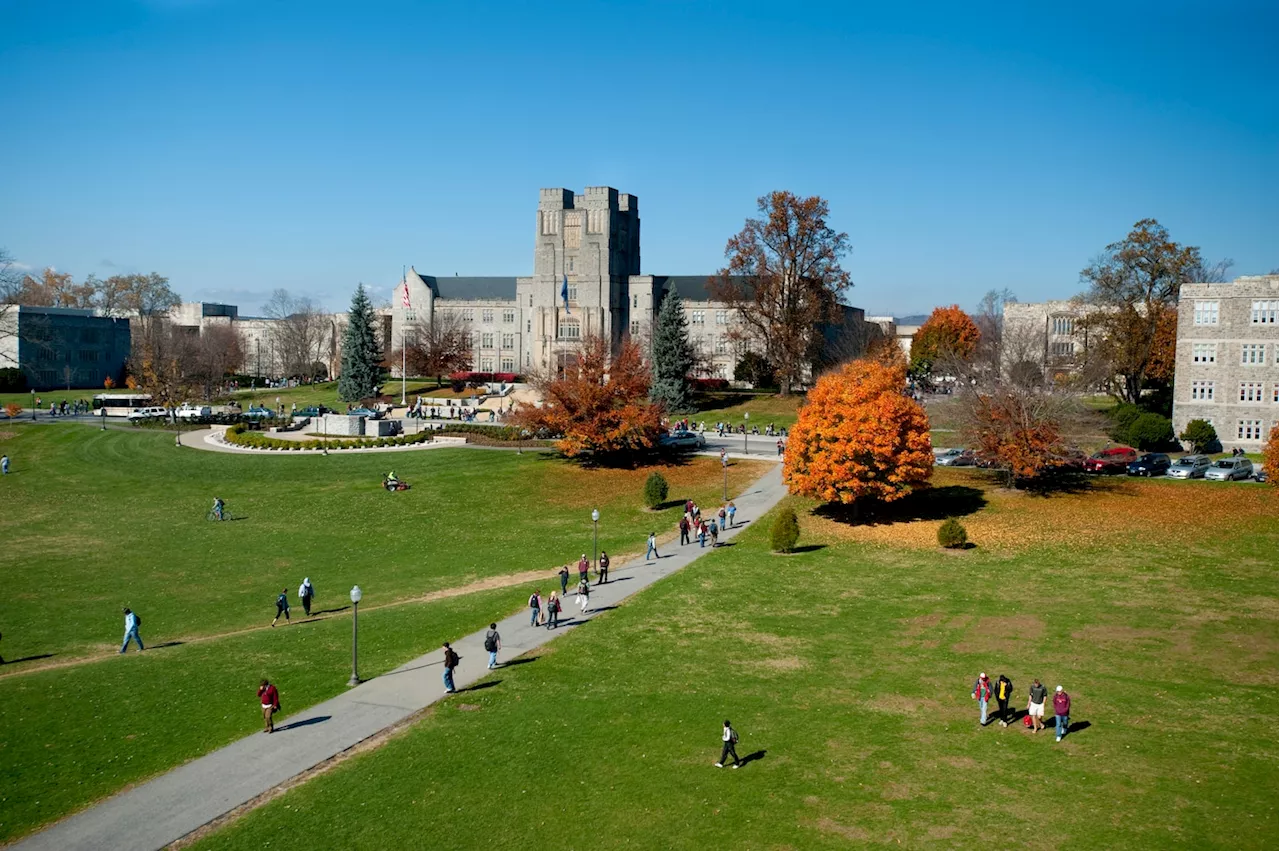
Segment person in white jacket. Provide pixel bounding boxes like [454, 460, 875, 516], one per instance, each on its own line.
[298, 578, 315, 617]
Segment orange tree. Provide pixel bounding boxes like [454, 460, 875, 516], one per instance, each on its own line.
[1263, 425, 1278, 487]
[909, 305, 980, 378]
[783, 359, 932, 505]
[511, 335, 662, 462]
[963, 390, 1067, 487]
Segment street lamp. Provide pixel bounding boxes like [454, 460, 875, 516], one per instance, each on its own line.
[347, 585, 363, 687]
[743, 412, 749, 455]
[31, 389, 35, 421]
[721, 449, 728, 499]
[591, 508, 600, 567]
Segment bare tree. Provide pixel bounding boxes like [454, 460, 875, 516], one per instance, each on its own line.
[188, 324, 245, 399]
[1, 247, 22, 368]
[263, 289, 329, 379]
[390, 311, 473, 386]
[972, 289, 1016, 378]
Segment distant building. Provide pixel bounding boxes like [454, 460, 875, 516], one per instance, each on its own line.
[0, 306, 131, 391]
[1001, 300, 1096, 382]
[1172, 274, 1279, 451]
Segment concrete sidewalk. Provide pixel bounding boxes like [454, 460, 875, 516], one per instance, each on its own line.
[13, 465, 787, 851]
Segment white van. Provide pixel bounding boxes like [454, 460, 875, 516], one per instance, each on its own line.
[128, 406, 170, 421]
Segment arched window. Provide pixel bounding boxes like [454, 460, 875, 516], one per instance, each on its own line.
[558, 321, 580, 340]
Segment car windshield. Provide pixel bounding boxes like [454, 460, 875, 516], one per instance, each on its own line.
[1173, 459, 1195, 467]
[1212, 460, 1233, 468]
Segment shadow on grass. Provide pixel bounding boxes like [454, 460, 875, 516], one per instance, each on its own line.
[738, 749, 767, 766]
[1, 653, 55, 665]
[276, 715, 331, 732]
[787, 544, 826, 554]
[1068, 720, 1091, 734]
[587, 605, 620, 614]
[151, 641, 185, 649]
[312, 605, 351, 616]
[498, 657, 537, 667]
[464, 680, 501, 693]
[814, 485, 987, 526]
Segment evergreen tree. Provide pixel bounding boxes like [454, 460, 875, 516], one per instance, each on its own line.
[649, 286, 695, 412]
[338, 284, 382, 402]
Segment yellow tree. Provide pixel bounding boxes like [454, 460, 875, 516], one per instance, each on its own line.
[784, 359, 933, 504]
[909, 305, 981, 378]
[1263, 426, 1278, 488]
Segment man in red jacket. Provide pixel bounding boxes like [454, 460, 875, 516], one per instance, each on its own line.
[1053, 685, 1072, 742]
[258, 679, 281, 734]
[972, 672, 993, 726]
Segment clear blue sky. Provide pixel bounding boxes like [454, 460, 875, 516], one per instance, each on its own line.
[2, 0, 1275, 316]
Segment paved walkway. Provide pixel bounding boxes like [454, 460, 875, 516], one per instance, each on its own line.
[14, 464, 788, 851]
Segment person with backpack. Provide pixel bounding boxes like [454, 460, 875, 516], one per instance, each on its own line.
[484, 624, 502, 669]
[972, 672, 993, 726]
[708, 518, 719, 547]
[717, 505, 727, 530]
[442, 642, 460, 693]
[528, 590, 543, 627]
[679, 515, 691, 546]
[558, 565, 569, 596]
[298, 578, 315, 617]
[119, 607, 143, 653]
[597, 551, 610, 585]
[1053, 685, 1072, 742]
[575, 578, 590, 614]
[645, 532, 659, 563]
[697, 520, 707, 548]
[258, 679, 281, 733]
[546, 592, 562, 629]
[996, 673, 1014, 727]
[715, 719, 741, 768]
[577, 554, 590, 585]
[271, 588, 291, 627]
[1027, 679, 1048, 733]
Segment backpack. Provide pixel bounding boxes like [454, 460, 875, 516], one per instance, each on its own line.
[529, 595, 539, 608]
[484, 633, 497, 652]
[445, 649, 459, 668]
[1022, 715, 1033, 728]
[730, 728, 739, 744]
[133, 613, 141, 627]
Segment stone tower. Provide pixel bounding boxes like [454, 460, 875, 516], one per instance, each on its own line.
[517, 187, 640, 372]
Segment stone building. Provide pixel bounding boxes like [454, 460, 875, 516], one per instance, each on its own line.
[1172, 274, 1279, 451]
[0, 305, 131, 390]
[1001, 300, 1096, 381]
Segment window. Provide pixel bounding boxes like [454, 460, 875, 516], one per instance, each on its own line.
[633, 295, 638, 308]
[1190, 380, 1214, 401]
[481, 357, 494, 372]
[80, 329, 100, 344]
[630, 320, 639, 336]
[1241, 344, 1266, 365]
[502, 310, 515, 324]
[462, 309, 474, 322]
[558, 321, 580, 340]
[527, 320, 531, 333]
[566, 257, 575, 273]
[1250, 300, 1277, 324]
[1240, 382, 1264, 402]
[79, 349, 100, 363]
[405, 310, 416, 322]
[481, 333, 494, 348]
[38, 369, 56, 385]
[567, 285, 578, 302]
[715, 310, 727, 325]
[1238, 420, 1264, 441]
[501, 333, 514, 349]
[501, 356, 515, 372]
[528, 294, 533, 307]
[481, 309, 494, 323]
[1192, 343, 1216, 364]
[1051, 316, 1074, 335]
[525, 352, 531, 367]
[1275, 385, 1279, 404]
[714, 337, 727, 354]
[691, 310, 705, 325]
[1050, 341, 1074, 357]
[1193, 301, 1219, 325]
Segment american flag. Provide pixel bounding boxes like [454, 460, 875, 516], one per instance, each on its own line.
[401, 281, 412, 309]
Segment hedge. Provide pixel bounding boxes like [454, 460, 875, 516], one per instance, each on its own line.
[223, 423, 434, 451]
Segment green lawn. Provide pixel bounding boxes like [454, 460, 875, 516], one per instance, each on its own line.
[0, 424, 766, 841]
[191, 473, 1277, 850]
[691, 391, 805, 429]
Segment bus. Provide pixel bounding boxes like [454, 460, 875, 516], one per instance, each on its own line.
[93, 393, 154, 417]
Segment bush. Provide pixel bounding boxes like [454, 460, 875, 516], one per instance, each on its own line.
[643, 472, 669, 509]
[1127, 412, 1174, 450]
[937, 518, 968, 549]
[1109, 403, 1141, 442]
[1179, 418, 1218, 454]
[771, 508, 800, 553]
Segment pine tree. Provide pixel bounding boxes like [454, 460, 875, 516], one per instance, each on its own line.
[649, 285, 695, 413]
[338, 284, 382, 402]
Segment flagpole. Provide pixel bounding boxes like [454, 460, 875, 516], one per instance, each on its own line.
[401, 266, 408, 406]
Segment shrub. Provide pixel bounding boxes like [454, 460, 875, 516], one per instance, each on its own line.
[1263, 425, 1278, 487]
[1127, 412, 1174, 450]
[1179, 418, 1218, 454]
[1109, 403, 1141, 442]
[4, 403, 23, 419]
[937, 518, 968, 549]
[643, 472, 669, 509]
[770, 508, 800, 554]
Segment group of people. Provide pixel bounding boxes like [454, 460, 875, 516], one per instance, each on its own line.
[528, 551, 612, 630]
[678, 499, 737, 549]
[972, 672, 1074, 741]
[39, 399, 91, 416]
[271, 578, 317, 625]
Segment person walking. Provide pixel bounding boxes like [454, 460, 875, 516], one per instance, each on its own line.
[575, 578, 591, 614]
[645, 532, 659, 563]
[546, 592, 561, 629]
[715, 719, 741, 768]
[271, 588, 291, 627]
[727, 501, 737, 528]
[119, 608, 144, 653]
[995, 673, 1014, 726]
[697, 520, 707, 548]
[709, 518, 719, 547]
[484, 623, 502, 669]
[298, 577, 315, 617]
[442, 642, 460, 693]
[972, 672, 993, 726]
[529, 590, 543, 626]
[258, 679, 281, 733]
[558, 565, 570, 596]
[577, 554, 590, 586]
[679, 515, 691, 546]
[1027, 678, 1048, 733]
[1053, 685, 1072, 742]
[597, 551, 610, 585]
[717, 505, 727, 530]
[1, 454, 9, 475]
[776, 438, 785, 457]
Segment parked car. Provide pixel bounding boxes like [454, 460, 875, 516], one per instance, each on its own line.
[175, 404, 212, 420]
[242, 405, 275, 421]
[295, 406, 332, 418]
[660, 429, 706, 450]
[127, 406, 169, 422]
[1126, 453, 1171, 477]
[1205, 457, 1254, 481]
[936, 448, 977, 467]
[348, 407, 382, 419]
[1167, 455, 1211, 479]
[1083, 446, 1137, 473]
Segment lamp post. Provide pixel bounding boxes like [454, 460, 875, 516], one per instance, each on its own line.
[591, 508, 600, 567]
[31, 389, 36, 421]
[347, 585, 363, 686]
[721, 449, 728, 499]
[743, 412, 749, 455]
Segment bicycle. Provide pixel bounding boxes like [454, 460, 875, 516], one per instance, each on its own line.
[205, 508, 233, 522]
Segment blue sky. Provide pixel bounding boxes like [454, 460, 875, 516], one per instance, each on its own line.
[1, 0, 1275, 316]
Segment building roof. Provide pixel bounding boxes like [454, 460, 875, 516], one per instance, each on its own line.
[416, 274, 519, 301]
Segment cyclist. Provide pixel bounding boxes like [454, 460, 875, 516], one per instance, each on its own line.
[212, 496, 225, 521]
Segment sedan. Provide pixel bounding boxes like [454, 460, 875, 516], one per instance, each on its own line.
[295, 406, 332, 418]
[1126, 453, 1171, 477]
[348, 407, 382, 419]
[935, 448, 976, 467]
[659, 430, 706, 450]
[1167, 455, 1211, 479]
[1205, 457, 1254, 481]
[242, 405, 276, 420]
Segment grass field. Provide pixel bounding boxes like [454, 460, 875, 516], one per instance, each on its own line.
[188, 469, 1277, 850]
[691, 391, 805, 429]
[0, 424, 766, 841]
